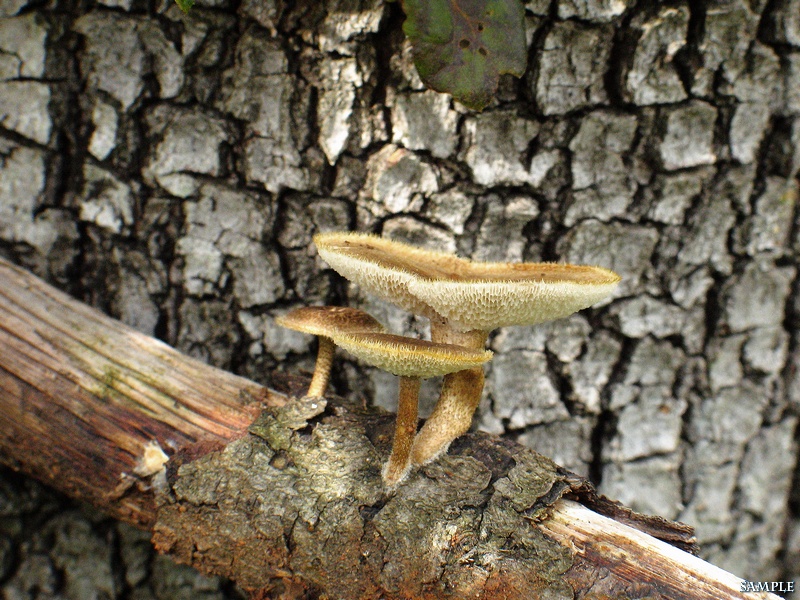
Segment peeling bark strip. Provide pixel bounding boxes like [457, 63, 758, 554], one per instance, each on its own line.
[539, 500, 777, 600]
[0, 257, 274, 527]
[0, 253, 773, 599]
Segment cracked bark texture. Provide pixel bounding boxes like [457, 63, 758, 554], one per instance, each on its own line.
[0, 0, 799, 596]
[154, 398, 585, 599]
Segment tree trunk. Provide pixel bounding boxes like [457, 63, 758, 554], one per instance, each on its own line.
[0, 0, 799, 596]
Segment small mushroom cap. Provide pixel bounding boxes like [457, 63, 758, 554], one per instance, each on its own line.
[333, 332, 492, 379]
[314, 232, 621, 332]
[275, 306, 386, 338]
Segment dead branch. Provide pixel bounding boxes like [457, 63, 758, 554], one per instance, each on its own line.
[0, 258, 781, 599]
[0, 257, 278, 527]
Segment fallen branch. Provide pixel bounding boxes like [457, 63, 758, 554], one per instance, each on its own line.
[0, 256, 278, 527]
[0, 258, 781, 599]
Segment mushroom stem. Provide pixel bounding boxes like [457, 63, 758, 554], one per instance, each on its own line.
[410, 366, 484, 466]
[410, 320, 489, 466]
[306, 336, 335, 398]
[382, 376, 421, 486]
[428, 318, 489, 349]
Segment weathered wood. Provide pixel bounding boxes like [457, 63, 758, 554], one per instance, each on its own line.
[0, 257, 279, 527]
[0, 257, 783, 599]
[538, 500, 774, 600]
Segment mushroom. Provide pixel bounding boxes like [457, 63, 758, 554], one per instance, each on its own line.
[332, 331, 492, 486]
[274, 306, 385, 398]
[314, 231, 621, 466]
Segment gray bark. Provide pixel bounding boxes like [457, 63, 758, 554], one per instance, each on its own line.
[1, 0, 799, 596]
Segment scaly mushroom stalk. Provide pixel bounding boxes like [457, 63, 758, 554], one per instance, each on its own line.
[306, 336, 335, 398]
[411, 321, 488, 465]
[410, 366, 484, 466]
[383, 376, 420, 485]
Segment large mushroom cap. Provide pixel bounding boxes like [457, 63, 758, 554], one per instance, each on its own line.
[333, 332, 492, 379]
[275, 306, 386, 337]
[314, 232, 439, 318]
[408, 273, 619, 331]
[314, 232, 621, 332]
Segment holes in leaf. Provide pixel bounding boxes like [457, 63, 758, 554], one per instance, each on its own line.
[477, 23, 484, 31]
[460, 39, 470, 49]
[478, 47, 487, 56]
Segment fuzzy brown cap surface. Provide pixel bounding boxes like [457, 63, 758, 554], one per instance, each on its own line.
[315, 232, 621, 332]
[275, 306, 386, 337]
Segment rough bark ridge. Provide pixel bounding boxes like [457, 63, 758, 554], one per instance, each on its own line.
[0, 0, 799, 595]
[155, 397, 579, 599]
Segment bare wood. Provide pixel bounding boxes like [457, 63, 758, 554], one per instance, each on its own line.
[0, 257, 781, 599]
[0, 257, 281, 527]
[538, 500, 782, 600]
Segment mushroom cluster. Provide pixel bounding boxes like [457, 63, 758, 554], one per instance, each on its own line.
[276, 305, 491, 486]
[277, 232, 621, 487]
